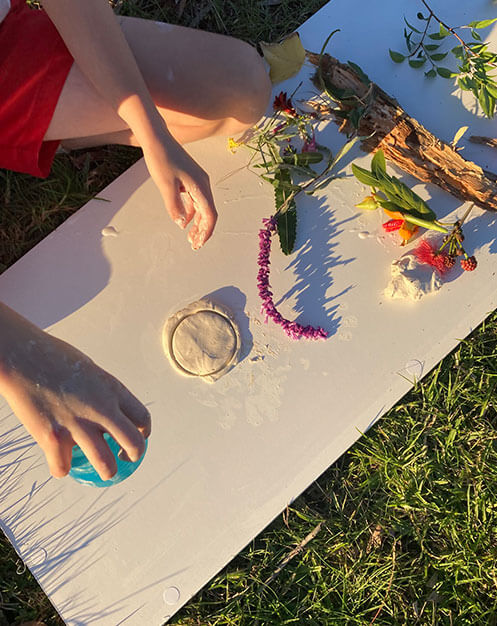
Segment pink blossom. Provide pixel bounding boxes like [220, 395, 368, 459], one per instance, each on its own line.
[413, 240, 449, 275]
[302, 132, 317, 153]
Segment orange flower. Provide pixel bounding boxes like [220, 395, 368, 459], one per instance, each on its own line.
[381, 210, 418, 243]
[399, 221, 418, 243]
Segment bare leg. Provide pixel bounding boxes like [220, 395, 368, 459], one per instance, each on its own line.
[60, 119, 227, 151]
[45, 17, 271, 149]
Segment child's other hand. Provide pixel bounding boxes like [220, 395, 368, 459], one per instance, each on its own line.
[141, 131, 217, 250]
[0, 307, 150, 481]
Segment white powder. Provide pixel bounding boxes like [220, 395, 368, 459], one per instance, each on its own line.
[385, 254, 443, 301]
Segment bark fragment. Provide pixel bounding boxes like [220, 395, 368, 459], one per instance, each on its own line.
[307, 51, 497, 211]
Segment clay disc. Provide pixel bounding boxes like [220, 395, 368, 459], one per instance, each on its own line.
[163, 299, 242, 382]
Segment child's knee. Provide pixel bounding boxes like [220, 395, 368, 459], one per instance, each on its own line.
[229, 41, 272, 127]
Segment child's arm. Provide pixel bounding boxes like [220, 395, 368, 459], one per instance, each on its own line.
[0, 302, 150, 479]
[41, 0, 217, 250]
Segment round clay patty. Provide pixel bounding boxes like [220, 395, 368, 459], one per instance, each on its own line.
[172, 310, 237, 376]
[163, 299, 242, 382]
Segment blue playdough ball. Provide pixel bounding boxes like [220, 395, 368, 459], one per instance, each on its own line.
[69, 432, 148, 487]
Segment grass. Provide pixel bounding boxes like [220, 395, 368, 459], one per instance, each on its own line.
[1, 1, 497, 624]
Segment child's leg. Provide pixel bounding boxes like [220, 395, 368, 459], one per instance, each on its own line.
[44, 17, 271, 148]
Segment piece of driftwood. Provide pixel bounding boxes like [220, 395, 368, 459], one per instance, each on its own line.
[307, 51, 497, 212]
[470, 135, 497, 150]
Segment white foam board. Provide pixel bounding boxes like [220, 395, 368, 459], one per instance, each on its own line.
[2, 1, 497, 623]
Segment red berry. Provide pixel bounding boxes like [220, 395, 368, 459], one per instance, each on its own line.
[443, 254, 456, 269]
[460, 256, 477, 271]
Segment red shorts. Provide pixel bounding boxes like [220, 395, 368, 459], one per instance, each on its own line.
[0, 0, 74, 178]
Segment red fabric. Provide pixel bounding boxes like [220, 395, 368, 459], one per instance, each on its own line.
[0, 0, 74, 177]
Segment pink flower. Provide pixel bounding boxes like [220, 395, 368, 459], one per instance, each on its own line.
[413, 240, 450, 275]
[257, 217, 327, 341]
[302, 132, 317, 153]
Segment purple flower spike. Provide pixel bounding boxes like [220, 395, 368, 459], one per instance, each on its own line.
[257, 216, 328, 341]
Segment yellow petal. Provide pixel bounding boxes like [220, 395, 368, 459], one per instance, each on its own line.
[227, 137, 240, 153]
[260, 32, 306, 84]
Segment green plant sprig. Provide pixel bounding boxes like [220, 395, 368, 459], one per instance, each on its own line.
[352, 150, 450, 234]
[234, 91, 359, 255]
[389, 0, 497, 118]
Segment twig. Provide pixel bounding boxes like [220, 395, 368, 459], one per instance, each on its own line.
[189, 2, 212, 28]
[419, 0, 480, 61]
[408, 12, 434, 59]
[261, 521, 323, 588]
[176, 0, 187, 18]
[470, 135, 497, 150]
[228, 520, 324, 603]
[368, 539, 397, 625]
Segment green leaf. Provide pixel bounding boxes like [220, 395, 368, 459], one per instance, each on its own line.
[371, 150, 387, 178]
[429, 32, 448, 40]
[468, 18, 497, 29]
[430, 52, 448, 61]
[352, 163, 380, 187]
[274, 169, 297, 254]
[329, 135, 361, 172]
[478, 85, 495, 118]
[437, 67, 457, 79]
[351, 163, 379, 187]
[485, 82, 497, 99]
[425, 44, 441, 51]
[347, 61, 371, 84]
[347, 107, 364, 129]
[389, 50, 406, 63]
[273, 180, 302, 192]
[260, 174, 281, 186]
[404, 29, 414, 53]
[472, 29, 482, 41]
[386, 178, 436, 220]
[468, 42, 485, 53]
[425, 68, 437, 78]
[404, 17, 422, 34]
[320, 76, 352, 103]
[378, 199, 406, 214]
[458, 76, 475, 91]
[276, 205, 297, 255]
[451, 45, 465, 59]
[282, 152, 323, 166]
[439, 24, 450, 37]
[409, 58, 427, 68]
[278, 163, 318, 177]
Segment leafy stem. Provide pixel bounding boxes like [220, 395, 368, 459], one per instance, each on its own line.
[408, 11, 433, 59]
[391, 4, 497, 117]
[419, 0, 485, 62]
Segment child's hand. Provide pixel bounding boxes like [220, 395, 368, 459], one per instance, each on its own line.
[141, 131, 218, 250]
[0, 305, 150, 481]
